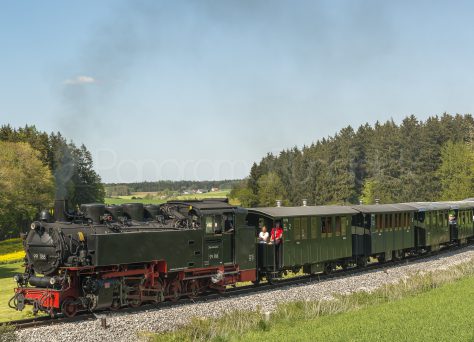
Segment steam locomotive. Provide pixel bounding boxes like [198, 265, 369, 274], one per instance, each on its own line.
[9, 198, 474, 317]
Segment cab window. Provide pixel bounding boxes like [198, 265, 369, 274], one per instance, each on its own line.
[205, 216, 214, 234]
[204, 215, 222, 235]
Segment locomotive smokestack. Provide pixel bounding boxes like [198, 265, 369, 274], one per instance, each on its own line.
[54, 199, 68, 222]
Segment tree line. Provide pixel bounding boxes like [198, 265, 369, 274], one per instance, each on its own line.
[0, 125, 104, 239]
[230, 114, 474, 207]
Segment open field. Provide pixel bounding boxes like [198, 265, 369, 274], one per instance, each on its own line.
[105, 190, 232, 205]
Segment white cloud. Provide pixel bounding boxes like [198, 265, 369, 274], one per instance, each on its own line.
[64, 75, 97, 85]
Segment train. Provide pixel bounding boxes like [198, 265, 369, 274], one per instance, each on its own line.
[9, 197, 474, 317]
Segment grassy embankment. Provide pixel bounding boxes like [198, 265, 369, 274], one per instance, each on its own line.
[150, 260, 474, 342]
[105, 190, 234, 205]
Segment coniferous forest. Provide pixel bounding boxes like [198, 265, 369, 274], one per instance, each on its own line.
[230, 114, 474, 207]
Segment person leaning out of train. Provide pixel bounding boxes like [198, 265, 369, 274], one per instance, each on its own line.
[258, 226, 269, 244]
[269, 222, 283, 245]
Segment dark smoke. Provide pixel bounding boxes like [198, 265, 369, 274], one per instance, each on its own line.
[54, 144, 75, 199]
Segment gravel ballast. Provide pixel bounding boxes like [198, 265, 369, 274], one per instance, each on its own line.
[15, 245, 474, 342]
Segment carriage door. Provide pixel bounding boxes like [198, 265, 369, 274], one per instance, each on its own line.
[203, 215, 223, 266]
[222, 213, 235, 264]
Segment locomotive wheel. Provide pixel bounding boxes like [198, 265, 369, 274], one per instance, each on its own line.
[187, 280, 199, 299]
[61, 298, 78, 318]
[128, 298, 142, 308]
[168, 280, 181, 302]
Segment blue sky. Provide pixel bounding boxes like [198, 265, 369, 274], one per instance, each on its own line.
[1, 0, 474, 183]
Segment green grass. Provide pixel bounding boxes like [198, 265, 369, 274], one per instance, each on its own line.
[0, 262, 34, 323]
[0, 239, 22, 255]
[105, 190, 231, 205]
[105, 197, 166, 205]
[241, 276, 474, 342]
[151, 260, 474, 342]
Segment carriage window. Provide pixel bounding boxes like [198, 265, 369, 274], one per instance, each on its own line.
[311, 217, 318, 239]
[385, 215, 390, 230]
[335, 217, 341, 236]
[301, 217, 307, 240]
[294, 218, 301, 240]
[376, 215, 382, 232]
[341, 217, 347, 236]
[205, 216, 214, 234]
[321, 216, 331, 237]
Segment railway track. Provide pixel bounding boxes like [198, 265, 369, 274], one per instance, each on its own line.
[8, 241, 471, 330]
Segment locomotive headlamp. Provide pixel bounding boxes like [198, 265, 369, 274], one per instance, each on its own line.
[13, 274, 24, 284]
[49, 277, 56, 285]
[30, 222, 37, 230]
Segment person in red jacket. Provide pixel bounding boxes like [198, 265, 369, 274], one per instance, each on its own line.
[270, 222, 283, 268]
[270, 222, 283, 245]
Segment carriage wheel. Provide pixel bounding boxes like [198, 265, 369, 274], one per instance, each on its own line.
[323, 263, 333, 275]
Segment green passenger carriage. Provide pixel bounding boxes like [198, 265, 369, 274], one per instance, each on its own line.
[248, 206, 358, 277]
[351, 204, 416, 262]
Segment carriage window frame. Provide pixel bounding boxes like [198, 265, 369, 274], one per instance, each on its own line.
[341, 216, 347, 236]
[321, 216, 331, 238]
[376, 214, 382, 232]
